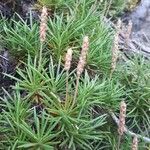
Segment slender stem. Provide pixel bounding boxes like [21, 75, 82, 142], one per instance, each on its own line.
[73, 75, 80, 107]
[38, 43, 43, 69]
[110, 70, 113, 79]
[65, 71, 69, 101]
[117, 135, 121, 150]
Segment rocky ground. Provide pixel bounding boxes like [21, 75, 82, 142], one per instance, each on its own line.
[0, 0, 39, 96]
[123, 0, 150, 58]
[0, 0, 38, 19]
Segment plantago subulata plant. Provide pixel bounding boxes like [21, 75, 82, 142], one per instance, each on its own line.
[1, 1, 150, 149]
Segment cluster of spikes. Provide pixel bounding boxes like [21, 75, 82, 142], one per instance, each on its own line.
[64, 36, 89, 104]
[39, 6, 89, 104]
[39, 6, 138, 150]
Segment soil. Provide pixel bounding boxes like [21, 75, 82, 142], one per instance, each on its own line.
[0, 0, 38, 96]
[0, 0, 38, 19]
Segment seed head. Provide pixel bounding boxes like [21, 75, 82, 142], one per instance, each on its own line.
[118, 101, 126, 136]
[132, 136, 138, 150]
[77, 36, 89, 76]
[64, 48, 73, 71]
[40, 6, 48, 43]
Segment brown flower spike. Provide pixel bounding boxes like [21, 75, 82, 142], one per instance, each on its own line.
[64, 48, 73, 101]
[73, 36, 89, 103]
[118, 101, 127, 136]
[77, 36, 89, 77]
[40, 6, 48, 43]
[132, 136, 138, 150]
[64, 48, 73, 71]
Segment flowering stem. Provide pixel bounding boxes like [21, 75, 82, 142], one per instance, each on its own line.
[65, 70, 69, 101]
[73, 75, 80, 106]
[110, 71, 113, 79]
[38, 43, 43, 69]
[117, 135, 121, 150]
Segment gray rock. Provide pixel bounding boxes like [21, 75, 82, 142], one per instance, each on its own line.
[130, 0, 150, 32]
[0, 2, 12, 18]
[123, 0, 150, 57]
